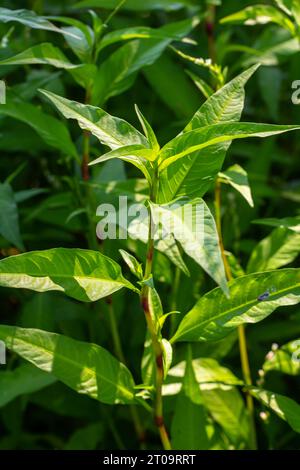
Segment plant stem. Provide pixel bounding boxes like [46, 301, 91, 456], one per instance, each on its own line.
[105, 298, 146, 447]
[214, 179, 257, 450]
[205, 4, 216, 65]
[82, 88, 91, 181]
[170, 267, 180, 336]
[140, 170, 172, 451]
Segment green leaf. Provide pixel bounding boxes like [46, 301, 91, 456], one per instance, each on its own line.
[0, 43, 78, 69]
[47, 16, 94, 62]
[91, 17, 198, 105]
[89, 145, 153, 183]
[252, 216, 300, 232]
[157, 65, 259, 202]
[171, 269, 300, 343]
[98, 25, 191, 52]
[0, 183, 24, 250]
[220, 5, 296, 35]
[0, 363, 56, 408]
[201, 388, 250, 448]
[74, 0, 195, 12]
[39, 89, 147, 150]
[0, 100, 78, 160]
[274, 0, 293, 16]
[0, 8, 79, 37]
[171, 347, 209, 450]
[250, 388, 300, 433]
[164, 358, 243, 396]
[219, 164, 254, 207]
[158, 122, 300, 171]
[64, 422, 104, 450]
[119, 249, 143, 280]
[242, 30, 299, 67]
[0, 325, 136, 405]
[127, 210, 189, 276]
[150, 198, 228, 294]
[186, 70, 214, 99]
[262, 339, 300, 375]
[0, 43, 96, 88]
[258, 66, 282, 120]
[247, 227, 300, 272]
[135, 105, 159, 153]
[0, 248, 138, 302]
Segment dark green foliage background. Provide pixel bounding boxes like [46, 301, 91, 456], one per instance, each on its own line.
[0, 0, 300, 450]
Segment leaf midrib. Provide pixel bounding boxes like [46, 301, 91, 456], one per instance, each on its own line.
[2, 333, 134, 401]
[175, 275, 300, 340]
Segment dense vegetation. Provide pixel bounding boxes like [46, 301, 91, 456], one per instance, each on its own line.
[0, 0, 300, 451]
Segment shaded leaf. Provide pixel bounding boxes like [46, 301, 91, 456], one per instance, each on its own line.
[0, 183, 24, 250]
[247, 227, 300, 272]
[0, 100, 78, 160]
[0, 363, 56, 408]
[171, 347, 209, 450]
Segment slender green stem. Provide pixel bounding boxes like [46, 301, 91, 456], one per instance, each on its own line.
[214, 179, 257, 450]
[105, 297, 146, 447]
[170, 267, 180, 337]
[205, 4, 216, 64]
[140, 169, 172, 451]
[82, 88, 92, 181]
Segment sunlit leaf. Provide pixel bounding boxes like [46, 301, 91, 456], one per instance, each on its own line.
[0, 325, 136, 404]
[0, 248, 138, 302]
[172, 269, 300, 342]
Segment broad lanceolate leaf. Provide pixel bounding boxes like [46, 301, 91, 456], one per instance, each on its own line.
[0, 248, 138, 302]
[0, 43, 78, 69]
[40, 89, 147, 150]
[91, 17, 198, 105]
[250, 388, 300, 433]
[0, 8, 79, 37]
[157, 65, 259, 203]
[0, 100, 78, 160]
[220, 5, 296, 35]
[219, 164, 254, 207]
[0, 363, 56, 408]
[247, 227, 300, 273]
[0, 326, 136, 405]
[0, 183, 24, 250]
[150, 198, 228, 293]
[263, 339, 300, 375]
[171, 269, 300, 343]
[0, 43, 96, 88]
[158, 122, 300, 171]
